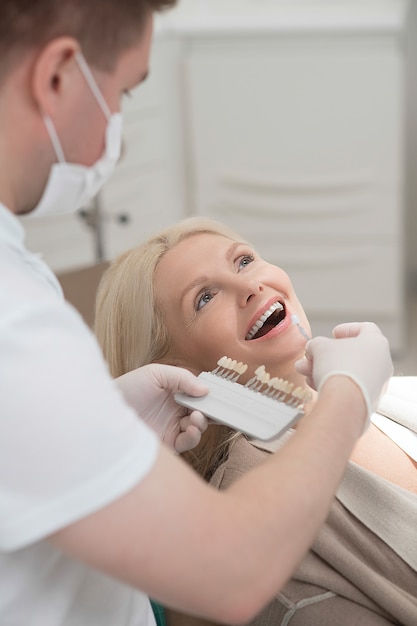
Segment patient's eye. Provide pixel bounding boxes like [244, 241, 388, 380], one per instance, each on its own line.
[238, 254, 255, 270]
[196, 290, 214, 311]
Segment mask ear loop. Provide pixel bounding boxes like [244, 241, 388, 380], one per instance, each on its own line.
[42, 113, 66, 163]
[75, 52, 112, 121]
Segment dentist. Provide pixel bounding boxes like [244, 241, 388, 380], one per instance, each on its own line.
[0, 1, 393, 626]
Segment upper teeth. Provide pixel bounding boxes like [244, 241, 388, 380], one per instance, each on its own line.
[246, 301, 284, 340]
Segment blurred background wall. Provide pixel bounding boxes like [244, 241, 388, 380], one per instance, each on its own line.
[406, 0, 417, 285]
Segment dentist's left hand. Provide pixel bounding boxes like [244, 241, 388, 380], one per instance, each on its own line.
[115, 364, 209, 453]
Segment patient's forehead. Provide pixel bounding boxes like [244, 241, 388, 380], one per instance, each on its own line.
[179, 231, 235, 250]
[155, 232, 240, 296]
[161, 232, 238, 269]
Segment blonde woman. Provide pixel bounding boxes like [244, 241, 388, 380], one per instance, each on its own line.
[95, 217, 416, 625]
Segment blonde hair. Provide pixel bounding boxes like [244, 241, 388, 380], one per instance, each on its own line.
[95, 217, 247, 478]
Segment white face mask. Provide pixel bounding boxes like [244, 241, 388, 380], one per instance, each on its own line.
[31, 52, 122, 218]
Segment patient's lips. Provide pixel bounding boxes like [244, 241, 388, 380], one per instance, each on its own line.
[245, 300, 287, 340]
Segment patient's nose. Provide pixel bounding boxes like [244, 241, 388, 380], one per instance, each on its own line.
[237, 278, 264, 307]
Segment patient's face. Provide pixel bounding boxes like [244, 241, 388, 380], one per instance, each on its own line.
[154, 233, 311, 383]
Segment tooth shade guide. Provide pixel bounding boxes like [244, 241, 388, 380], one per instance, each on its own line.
[212, 355, 229, 376]
[175, 360, 306, 441]
[213, 356, 244, 381]
[209, 359, 311, 410]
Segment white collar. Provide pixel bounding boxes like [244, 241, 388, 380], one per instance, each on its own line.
[0, 203, 26, 249]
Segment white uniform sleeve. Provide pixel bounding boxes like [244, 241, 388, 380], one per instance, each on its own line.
[0, 282, 159, 551]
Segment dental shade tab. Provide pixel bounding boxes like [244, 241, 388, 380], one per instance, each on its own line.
[175, 357, 311, 441]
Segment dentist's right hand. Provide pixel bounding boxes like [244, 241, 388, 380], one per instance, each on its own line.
[295, 322, 393, 423]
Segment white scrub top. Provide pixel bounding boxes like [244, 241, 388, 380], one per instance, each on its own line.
[0, 204, 159, 625]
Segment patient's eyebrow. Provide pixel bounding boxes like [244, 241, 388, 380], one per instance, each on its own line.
[226, 241, 246, 262]
[180, 241, 247, 304]
[180, 276, 209, 303]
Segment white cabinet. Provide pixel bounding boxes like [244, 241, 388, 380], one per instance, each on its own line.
[182, 18, 407, 350]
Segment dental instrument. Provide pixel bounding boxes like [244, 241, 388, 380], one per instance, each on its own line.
[291, 313, 311, 342]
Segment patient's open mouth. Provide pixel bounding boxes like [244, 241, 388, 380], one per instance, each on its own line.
[245, 301, 286, 340]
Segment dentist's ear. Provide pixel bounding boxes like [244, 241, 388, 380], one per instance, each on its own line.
[31, 37, 80, 117]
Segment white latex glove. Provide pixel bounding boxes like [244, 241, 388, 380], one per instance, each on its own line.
[115, 364, 209, 454]
[294, 322, 393, 420]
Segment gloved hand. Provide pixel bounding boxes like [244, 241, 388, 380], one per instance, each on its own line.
[295, 322, 393, 420]
[115, 364, 209, 454]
